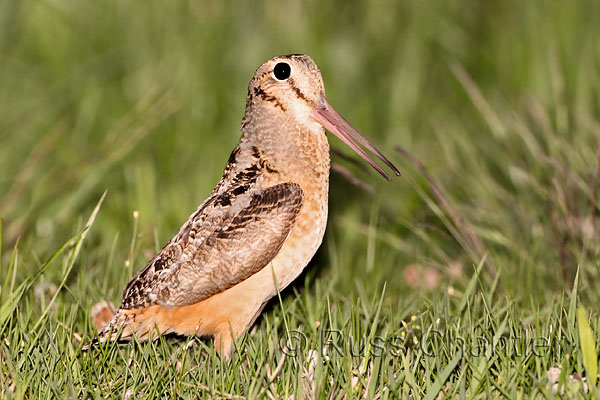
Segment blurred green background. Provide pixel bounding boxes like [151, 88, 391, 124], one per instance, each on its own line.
[3, 0, 600, 396]
[1, 0, 599, 336]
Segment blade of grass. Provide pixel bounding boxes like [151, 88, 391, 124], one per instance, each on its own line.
[15, 191, 106, 370]
[458, 255, 487, 315]
[0, 238, 68, 334]
[362, 283, 386, 374]
[30, 191, 106, 334]
[424, 350, 462, 400]
[577, 307, 598, 387]
[568, 267, 580, 329]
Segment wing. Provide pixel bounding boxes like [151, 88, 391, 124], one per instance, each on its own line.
[120, 182, 304, 309]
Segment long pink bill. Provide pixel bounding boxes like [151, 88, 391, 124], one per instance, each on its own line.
[312, 98, 401, 182]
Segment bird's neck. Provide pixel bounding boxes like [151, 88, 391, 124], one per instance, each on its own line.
[239, 106, 331, 185]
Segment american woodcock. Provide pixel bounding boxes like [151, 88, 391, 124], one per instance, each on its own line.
[95, 54, 400, 358]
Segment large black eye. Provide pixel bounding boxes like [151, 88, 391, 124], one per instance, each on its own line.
[273, 62, 291, 81]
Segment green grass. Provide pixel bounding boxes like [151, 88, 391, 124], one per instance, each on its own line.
[1, 0, 600, 397]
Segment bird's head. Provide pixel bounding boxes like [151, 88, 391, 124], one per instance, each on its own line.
[244, 54, 400, 181]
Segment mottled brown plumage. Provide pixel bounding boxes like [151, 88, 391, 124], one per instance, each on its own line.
[94, 54, 399, 357]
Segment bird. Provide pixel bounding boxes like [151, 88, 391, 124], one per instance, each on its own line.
[93, 54, 400, 358]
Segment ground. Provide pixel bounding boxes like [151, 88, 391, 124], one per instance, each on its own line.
[1, 0, 599, 398]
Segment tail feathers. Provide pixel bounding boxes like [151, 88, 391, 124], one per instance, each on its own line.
[82, 307, 164, 351]
[98, 308, 131, 337]
[82, 308, 132, 351]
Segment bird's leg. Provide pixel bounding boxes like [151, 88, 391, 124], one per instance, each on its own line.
[213, 327, 235, 360]
[212, 301, 268, 359]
